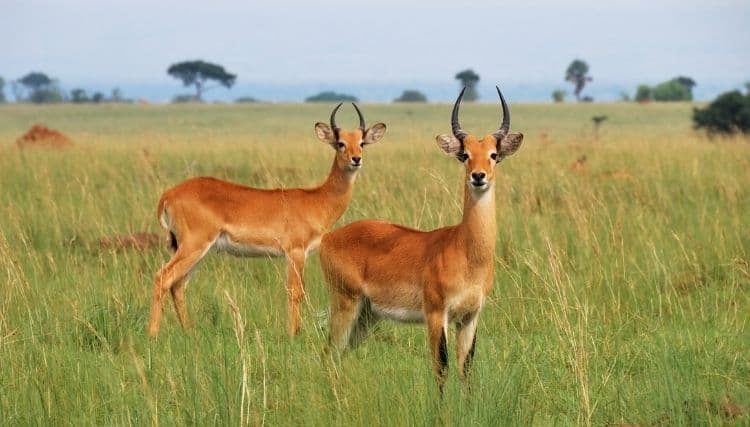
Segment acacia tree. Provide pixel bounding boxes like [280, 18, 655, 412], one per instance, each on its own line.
[17, 72, 63, 103]
[565, 59, 592, 101]
[0, 76, 5, 103]
[455, 69, 480, 101]
[167, 60, 236, 101]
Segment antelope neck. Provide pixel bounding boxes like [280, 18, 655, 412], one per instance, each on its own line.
[459, 183, 497, 264]
[316, 156, 356, 223]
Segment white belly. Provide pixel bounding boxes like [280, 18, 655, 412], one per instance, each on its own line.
[214, 234, 284, 257]
[371, 303, 424, 323]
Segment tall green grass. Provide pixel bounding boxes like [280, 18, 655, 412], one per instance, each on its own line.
[0, 102, 748, 425]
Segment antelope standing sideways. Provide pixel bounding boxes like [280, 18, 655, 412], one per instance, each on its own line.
[148, 104, 387, 337]
[319, 87, 522, 387]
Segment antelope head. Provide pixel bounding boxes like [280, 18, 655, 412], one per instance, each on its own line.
[436, 86, 523, 193]
[315, 103, 387, 172]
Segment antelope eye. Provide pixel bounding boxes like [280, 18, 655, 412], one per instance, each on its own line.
[359, 142, 365, 147]
[457, 152, 469, 162]
[490, 153, 498, 161]
[337, 142, 346, 149]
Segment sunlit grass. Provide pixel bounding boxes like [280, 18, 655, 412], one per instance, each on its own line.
[0, 102, 748, 425]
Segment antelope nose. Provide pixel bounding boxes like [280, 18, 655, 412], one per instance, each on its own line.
[471, 172, 486, 181]
[352, 157, 362, 165]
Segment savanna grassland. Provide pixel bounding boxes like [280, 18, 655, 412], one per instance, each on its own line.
[0, 101, 748, 426]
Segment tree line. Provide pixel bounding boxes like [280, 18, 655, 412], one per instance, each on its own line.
[2, 60, 747, 136]
[0, 72, 129, 104]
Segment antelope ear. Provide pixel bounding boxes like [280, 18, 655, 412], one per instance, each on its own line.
[436, 134, 462, 156]
[363, 123, 386, 144]
[497, 132, 523, 160]
[315, 122, 336, 145]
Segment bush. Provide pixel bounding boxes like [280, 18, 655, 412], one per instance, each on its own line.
[652, 79, 692, 101]
[305, 91, 358, 102]
[635, 77, 696, 103]
[693, 90, 750, 135]
[394, 90, 427, 103]
[552, 89, 566, 103]
[235, 96, 258, 103]
[635, 85, 652, 102]
[70, 88, 90, 103]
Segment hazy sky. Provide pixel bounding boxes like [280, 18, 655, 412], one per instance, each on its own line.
[3, 0, 749, 88]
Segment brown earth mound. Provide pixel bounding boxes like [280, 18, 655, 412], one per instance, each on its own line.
[98, 232, 161, 251]
[16, 124, 73, 149]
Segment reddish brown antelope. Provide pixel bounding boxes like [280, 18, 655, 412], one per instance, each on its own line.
[148, 104, 387, 337]
[319, 87, 522, 388]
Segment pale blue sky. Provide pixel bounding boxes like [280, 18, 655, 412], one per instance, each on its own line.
[3, 0, 749, 100]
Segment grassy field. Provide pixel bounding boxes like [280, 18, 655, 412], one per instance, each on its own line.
[0, 101, 748, 425]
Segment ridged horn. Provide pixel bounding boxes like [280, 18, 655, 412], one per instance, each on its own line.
[492, 86, 510, 141]
[330, 102, 343, 135]
[352, 102, 366, 132]
[451, 87, 469, 142]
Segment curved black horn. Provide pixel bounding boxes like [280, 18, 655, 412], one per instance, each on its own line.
[352, 102, 366, 132]
[451, 87, 469, 142]
[492, 86, 510, 140]
[330, 102, 343, 133]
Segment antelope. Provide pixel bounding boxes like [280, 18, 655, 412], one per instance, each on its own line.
[319, 87, 523, 389]
[148, 103, 387, 337]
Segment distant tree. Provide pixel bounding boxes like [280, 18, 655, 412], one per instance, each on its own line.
[693, 88, 750, 136]
[652, 79, 692, 101]
[552, 89, 566, 103]
[167, 60, 237, 101]
[581, 96, 594, 103]
[91, 92, 104, 103]
[619, 91, 631, 102]
[0, 76, 5, 103]
[304, 91, 358, 102]
[70, 88, 90, 103]
[635, 84, 652, 102]
[674, 76, 696, 91]
[19, 72, 53, 91]
[394, 90, 427, 103]
[592, 115, 608, 138]
[565, 59, 592, 101]
[16, 71, 63, 103]
[455, 69, 480, 101]
[235, 96, 258, 103]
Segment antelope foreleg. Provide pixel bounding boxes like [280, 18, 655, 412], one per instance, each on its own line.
[284, 248, 306, 336]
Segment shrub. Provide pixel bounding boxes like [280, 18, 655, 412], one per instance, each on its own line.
[693, 89, 750, 135]
[305, 91, 358, 102]
[394, 90, 427, 103]
[635, 85, 652, 102]
[552, 89, 566, 103]
[652, 79, 692, 101]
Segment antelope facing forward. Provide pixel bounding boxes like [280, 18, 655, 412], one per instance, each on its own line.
[148, 104, 387, 337]
[319, 87, 522, 388]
